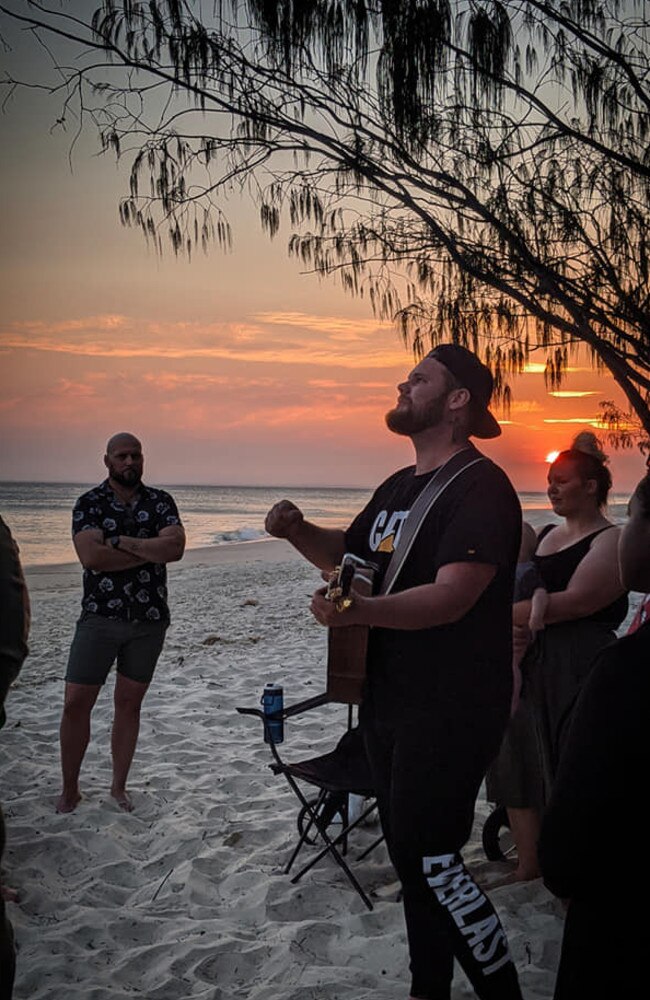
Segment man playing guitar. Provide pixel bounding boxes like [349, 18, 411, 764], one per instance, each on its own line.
[265, 344, 523, 1000]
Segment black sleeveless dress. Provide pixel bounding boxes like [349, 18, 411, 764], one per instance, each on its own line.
[486, 525, 628, 808]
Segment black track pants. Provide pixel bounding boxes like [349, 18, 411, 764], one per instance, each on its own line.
[362, 706, 522, 1000]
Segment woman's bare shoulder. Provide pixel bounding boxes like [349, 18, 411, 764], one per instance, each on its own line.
[590, 522, 621, 549]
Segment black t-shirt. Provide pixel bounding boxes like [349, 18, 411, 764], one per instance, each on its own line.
[72, 480, 182, 623]
[344, 447, 521, 711]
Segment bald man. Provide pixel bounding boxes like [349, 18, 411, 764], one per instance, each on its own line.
[56, 433, 185, 813]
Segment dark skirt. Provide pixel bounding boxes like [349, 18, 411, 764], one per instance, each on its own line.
[485, 620, 617, 808]
[485, 688, 543, 808]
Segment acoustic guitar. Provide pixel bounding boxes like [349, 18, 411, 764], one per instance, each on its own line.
[325, 553, 377, 704]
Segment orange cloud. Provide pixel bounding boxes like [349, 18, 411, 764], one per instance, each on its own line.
[543, 417, 605, 425]
[544, 417, 638, 432]
[0, 396, 22, 412]
[548, 390, 598, 398]
[0, 312, 406, 369]
[253, 311, 391, 336]
[14, 315, 129, 334]
[56, 379, 99, 397]
[523, 362, 589, 374]
[143, 373, 233, 390]
[0, 362, 389, 438]
[509, 399, 544, 414]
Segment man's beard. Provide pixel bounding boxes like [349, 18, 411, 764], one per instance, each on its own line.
[385, 394, 447, 436]
[109, 466, 142, 488]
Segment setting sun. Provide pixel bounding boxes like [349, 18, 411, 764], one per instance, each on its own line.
[545, 450, 560, 463]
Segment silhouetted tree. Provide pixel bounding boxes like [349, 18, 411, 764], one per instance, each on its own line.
[1, 0, 649, 432]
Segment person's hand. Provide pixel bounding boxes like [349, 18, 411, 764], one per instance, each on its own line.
[528, 611, 545, 634]
[513, 622, 531, 655]
[264, 500, 304, 539]
[512, 600, 531, 627]
[310, 586, 369, 628]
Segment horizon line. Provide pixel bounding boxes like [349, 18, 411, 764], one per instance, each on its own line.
[0, 478, 633, 498]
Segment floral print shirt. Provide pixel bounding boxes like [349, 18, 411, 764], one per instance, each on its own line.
[72, 480, 182, 622]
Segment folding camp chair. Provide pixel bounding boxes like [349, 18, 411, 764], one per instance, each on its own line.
[236, 692, 383, 910]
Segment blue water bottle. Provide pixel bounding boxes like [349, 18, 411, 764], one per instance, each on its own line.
[261, 682, 284, 744]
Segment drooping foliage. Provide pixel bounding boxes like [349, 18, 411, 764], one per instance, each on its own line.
[1, 0, 649, 434]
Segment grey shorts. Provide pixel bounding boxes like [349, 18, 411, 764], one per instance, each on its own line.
[65, 611, 168, 686]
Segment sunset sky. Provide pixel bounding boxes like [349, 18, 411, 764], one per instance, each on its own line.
[0, 17, 645, 495]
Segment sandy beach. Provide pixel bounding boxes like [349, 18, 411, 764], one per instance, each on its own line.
[2, 540, 597, 999]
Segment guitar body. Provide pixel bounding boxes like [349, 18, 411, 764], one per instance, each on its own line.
[326, 555, 376, 705]
[327, 624, 369, 704]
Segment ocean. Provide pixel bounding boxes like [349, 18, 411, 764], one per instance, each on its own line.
[0, 480, 632, 568]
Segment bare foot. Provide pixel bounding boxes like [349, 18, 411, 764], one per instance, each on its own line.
[472, 859, 515, 889]
[510, 865, 541, 882]
[1, 885, 19, 903]
[56, 791, 81, 813]
[488, 868, 540, 890]
[111, 788, 133, 812]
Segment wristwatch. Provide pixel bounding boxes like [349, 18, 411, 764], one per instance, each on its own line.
[109, 536, 120, 549]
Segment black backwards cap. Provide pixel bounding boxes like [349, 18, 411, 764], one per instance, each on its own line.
[426, 344, 501, 439]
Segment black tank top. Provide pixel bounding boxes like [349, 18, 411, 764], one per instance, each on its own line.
[533, 525, 628, 628]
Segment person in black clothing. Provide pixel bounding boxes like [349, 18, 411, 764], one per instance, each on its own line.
[56, 433, 185, 814]
[487, 433, 627, 885]
[538, 469, 650, 998]
[266, 345, 523, 1000]
[0, 515, 30, 1000]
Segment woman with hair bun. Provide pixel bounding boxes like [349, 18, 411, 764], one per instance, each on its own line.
[486, 432, 628, 884]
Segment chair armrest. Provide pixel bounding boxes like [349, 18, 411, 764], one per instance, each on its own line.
[236, 691, 331, 722]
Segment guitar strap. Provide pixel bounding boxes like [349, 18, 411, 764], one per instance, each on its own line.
[379, 448, 485, 596]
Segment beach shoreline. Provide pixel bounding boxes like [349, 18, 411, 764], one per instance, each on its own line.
[22, 537, 302, 591]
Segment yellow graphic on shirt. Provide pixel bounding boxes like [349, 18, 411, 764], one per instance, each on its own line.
[369, 509, 410, 553]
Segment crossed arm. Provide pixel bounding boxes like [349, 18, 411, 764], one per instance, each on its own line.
[512, 525, 624, 633]
[73, 525, 186, 572]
